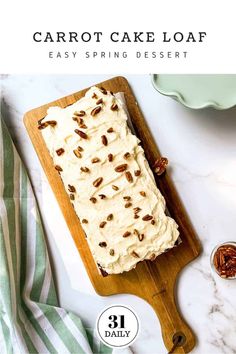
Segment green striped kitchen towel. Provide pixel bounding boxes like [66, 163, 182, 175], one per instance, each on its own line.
[0, 116, 131, 354]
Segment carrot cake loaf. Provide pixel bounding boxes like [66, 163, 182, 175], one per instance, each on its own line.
[39, 86, 179, 274]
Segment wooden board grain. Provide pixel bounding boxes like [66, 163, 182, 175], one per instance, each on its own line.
[24, 76, 201, 353]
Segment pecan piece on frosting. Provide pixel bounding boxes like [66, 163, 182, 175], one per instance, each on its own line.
[68, 184, 76, 193]
[93, 177, 103, 188]
[115, 164, 127, 172]
[112, 185, 119, 191]
[99, 242, 107, 247]
[100, 87, 107, 95]
[142, 214, 153, 221]
[134, 170, 141, 177]
[74, 129, 88, 139]
[123, 152, 131, 160]
[56, 148, 64, 156]
[131, 251, 140, 258]
[99, 221, 107, 228]
[73, 149, 82, 158]
[96, 98, 103, 105]
[108, 153, 113, 162]
[123, 196, 131, 201]
[92, 157, 100, 163]
[107, 214, 113, 221]
[80, 166, 90, 173]
[91, 106, 102, 116]
[55, 165, 63, 172]
[74, 110, 86, 117]
[69, 194, 75, 200]
[123, 231, 131, 238]
[101, 135, 108, 146]
[38, 120, 57, 130]
[138, 234, 144, 242]
[125, 171, 133, 183]
[110, 103, 118, 111]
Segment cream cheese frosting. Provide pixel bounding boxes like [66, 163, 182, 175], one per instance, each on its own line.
[40, 86, 179, 274]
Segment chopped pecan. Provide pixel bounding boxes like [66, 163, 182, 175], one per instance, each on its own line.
[108, 153, 113, 162]
[134, 214, 140, 219]
[96, 98, 103, 105]
[131, 251, 140, 258]
[125, 171, 133, 183]
[74, 110, 85, 117]
[101, 135, 108, 146]
[38, 120, 57, 129]
[109, 249, 115, 256]
[99, 221, 107, 228]
[68, 184, 76, 193]
[123, 152, 131, 159]
[75, 129, 88, 139]
[133, 207, 141, 213]
[107, 127, 114, 133]
[134, 170, 141, 177]
[151, 220, 155, 225]
[140, 191, 146, 197]
[99, 194, 106, 199]
[139, 234, 144, 241]
[73, 149, 82, 158]
[123, 231, 131, 238]
[56, 148, 64, 156]
[115, 164, 127, 172]
[55, 165, 63, 172]
[82, 219, 88, 224]
[100, 87, 107, 95]
[93, 177, 103, 187]
[99, 242, 107, 247]
[37, 118, 44, 125]
[90, 197, 97, 204]
[77, 146, 84, 152]
[112, 185, 119, 191]
[110, 103, 118, 111]
[92, 93, 98, 99]
[150, 254, 156, 261]
[91, 106, 102, 116]
[80, 166, 90, 173]
[107, 214, 113, 221]
[125, 202, 132, 208]
[142, 214, 153, 221]
[123, 196, 131, 201]
[92, 157, 100, 163]
[213, 244, 236, 278]
[153, 157, 168, 176]
[69, 194, 75, 200]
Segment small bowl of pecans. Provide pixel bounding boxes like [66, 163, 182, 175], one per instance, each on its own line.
[210, 242, 236, 279]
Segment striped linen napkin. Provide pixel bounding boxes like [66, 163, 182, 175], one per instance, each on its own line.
[0, 117, 132, 354]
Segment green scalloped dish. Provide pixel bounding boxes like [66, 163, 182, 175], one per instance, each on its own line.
[151, 74, 236, 110]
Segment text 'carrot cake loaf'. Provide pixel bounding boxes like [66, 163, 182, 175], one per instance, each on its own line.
[39, 86, 179, 274]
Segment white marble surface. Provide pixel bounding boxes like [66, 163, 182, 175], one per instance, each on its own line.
[1, 74, 236, 354]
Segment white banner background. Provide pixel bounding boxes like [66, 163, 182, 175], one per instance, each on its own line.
[1, 0, 236, 73]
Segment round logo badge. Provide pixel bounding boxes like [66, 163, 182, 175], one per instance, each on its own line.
[96, 305, 140, 348]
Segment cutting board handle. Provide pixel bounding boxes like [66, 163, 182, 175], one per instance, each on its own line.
[146, 282, 195, 353]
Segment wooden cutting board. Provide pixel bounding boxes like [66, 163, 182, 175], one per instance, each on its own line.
[24, 76, 201, 353]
